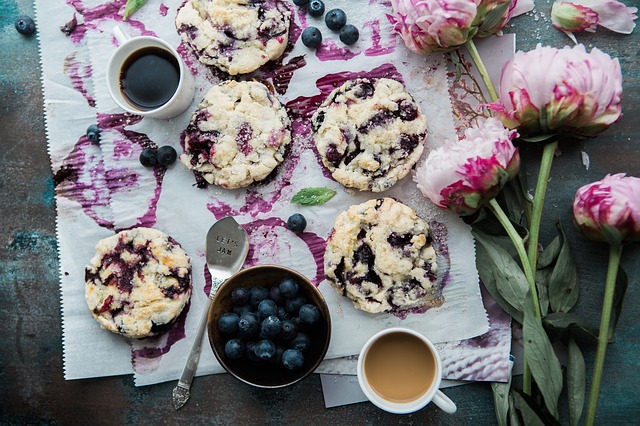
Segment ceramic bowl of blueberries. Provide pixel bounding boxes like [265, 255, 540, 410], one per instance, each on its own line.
[207, 265, 331, 388]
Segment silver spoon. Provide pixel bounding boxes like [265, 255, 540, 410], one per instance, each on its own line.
[172, 216, 249, 410]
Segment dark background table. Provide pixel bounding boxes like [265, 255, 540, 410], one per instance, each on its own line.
[2, 0, 638, 424]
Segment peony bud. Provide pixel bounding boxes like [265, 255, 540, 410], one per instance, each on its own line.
[388, 0, 521, 54]
[415, 117, 519, 216]
[490, 44, 623, 139]
[551, 0, 638, 41]
[573, 174, 640, 245]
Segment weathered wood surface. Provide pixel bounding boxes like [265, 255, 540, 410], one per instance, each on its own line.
[1, 0, 638, 424]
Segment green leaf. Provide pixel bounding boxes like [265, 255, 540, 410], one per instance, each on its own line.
[609, 265, 628, 341]
[543, 312, 598, 343]
[508, 394, 522, 426]
[511, 389, 547, 426]
[291, 187, 336, 206]
[535, 267, 551, 317]
[450, 51, 463, 82]
[123, 0, 146, 20]
[537, 235, 561, 269]
[479, 0, 512, 33]
[474, 230, 528, 323]
[523, 293, 563, 418]
[548, 221, 579, 313]
[498, 178, 525, 226]
[567, 337, 586, 426]
[520, 134, 558, 143]
[492, 377, 511, 426]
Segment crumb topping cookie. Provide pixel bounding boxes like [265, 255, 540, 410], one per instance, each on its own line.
[324, 198, 438, 314]
[176, 0, 291, 75]
[85, 228, 192, 339]
[311, 78, 428, 192]
[180, 80, 291, 189]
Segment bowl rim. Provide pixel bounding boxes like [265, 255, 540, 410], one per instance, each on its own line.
[207, 264, 332, 388]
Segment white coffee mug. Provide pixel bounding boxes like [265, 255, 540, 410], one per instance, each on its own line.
[357, 327, 457, 415]
[106, 26, 195, 119]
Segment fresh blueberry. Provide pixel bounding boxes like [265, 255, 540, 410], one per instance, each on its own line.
[156, 145, 177, 166]
[139, 148, 157, 167]
[325, 9, 347, 31]
[238, 312, 259, 338]
[299, 304, 321, 325]
[224, 338, 245, 360]
[282, 349, 305, 370]
[279, 319, 298, 341]
[287, 213, 307, 233]
[245, 341, 261, 361]
[232, 304, 252, 316]
[300, 27, 322, 49]
[260, 315, 282, 338]
[290, 332, 311, 352]
[307, 0, 325, 17]
[249, 286, 270, 307]
[268, 345, 285, 365]
[258, 299, 278, 320]
[15, 15, 36, 36]
[269, 285, 283, 305]
[254, 339, 276, 360]
[279, 277, 300, 299]
[231, 287, 250, 305]
[286, 295, 306, 315]
[292, 0, 309, 6]
[86, 124, 100, 143]
[339, 24, 359, 45]
[277, 306, 291, 321]
[217, 312, 239, 334]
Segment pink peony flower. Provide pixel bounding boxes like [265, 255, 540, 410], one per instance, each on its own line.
[388, 0, 520, 54]
[415, 117, 519, 216]
[552, 0, 637, 43]
[490, 44, 623, 139]
[573, 173, 640, 245]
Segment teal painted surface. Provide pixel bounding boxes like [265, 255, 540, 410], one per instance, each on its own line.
[0, 0, 638, 424]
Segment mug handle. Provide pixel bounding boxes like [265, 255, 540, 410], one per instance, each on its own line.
[433, 390, 457, 414]
[113, 25, 131, 46]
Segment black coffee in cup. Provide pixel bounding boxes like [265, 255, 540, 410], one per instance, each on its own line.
[119, 46, 180, 111]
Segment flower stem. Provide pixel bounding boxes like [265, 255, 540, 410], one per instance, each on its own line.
[585, 243, 623, 426]
[488, 198, 539, 395]
[464, 39, 499, 103]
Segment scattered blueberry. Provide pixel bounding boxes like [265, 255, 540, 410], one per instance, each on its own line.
[260, 315, 282, 338]
[299, 304, 321, 325]
[307, 0, 325, 17]
[291, 332, 311, 352]
[257, 299, 278, 320]
[280, 319, 298, 341]
[287, 213, 307, 233]
[86, 124, 101, 143]
[325, 9, 347, 31]
[254, 339, 276, 360]
[339, 24, 359, 45]
[139, 148, 157, 168]
[279, 277, 300, 299]
[249, 286, 270, 307]
[282, 349, 305, 370]
[225, 338, 245, 360]
[301, 27, 322, 49]
[231, 287, 250, 305]
[218, 312, 239, 334]
[286, 295, 306, 315]
[292, 0, 310, 6]
[15, 15, 36, 36]
[156, 145, 177, 166]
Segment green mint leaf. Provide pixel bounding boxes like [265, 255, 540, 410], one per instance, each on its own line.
[523, 293, 563, 418]
[123, 0, 146, 20]
[567, 337, 586, 426]
[291, 187, 336, 206]
[548, 221, 579, 313]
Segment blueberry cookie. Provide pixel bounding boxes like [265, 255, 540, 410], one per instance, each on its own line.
[311, 78, 428, 192]
[180, 80, 291, 188]
[85, 228, 192, 339]
[176, 0, 291, 75]
[324, 198, 438, 314]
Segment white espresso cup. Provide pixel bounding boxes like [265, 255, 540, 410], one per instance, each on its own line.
[106, 26, 195, 119]
[357, 327, 457, 415]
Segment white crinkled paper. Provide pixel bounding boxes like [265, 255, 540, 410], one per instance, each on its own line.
[37, 0, 503, 387]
